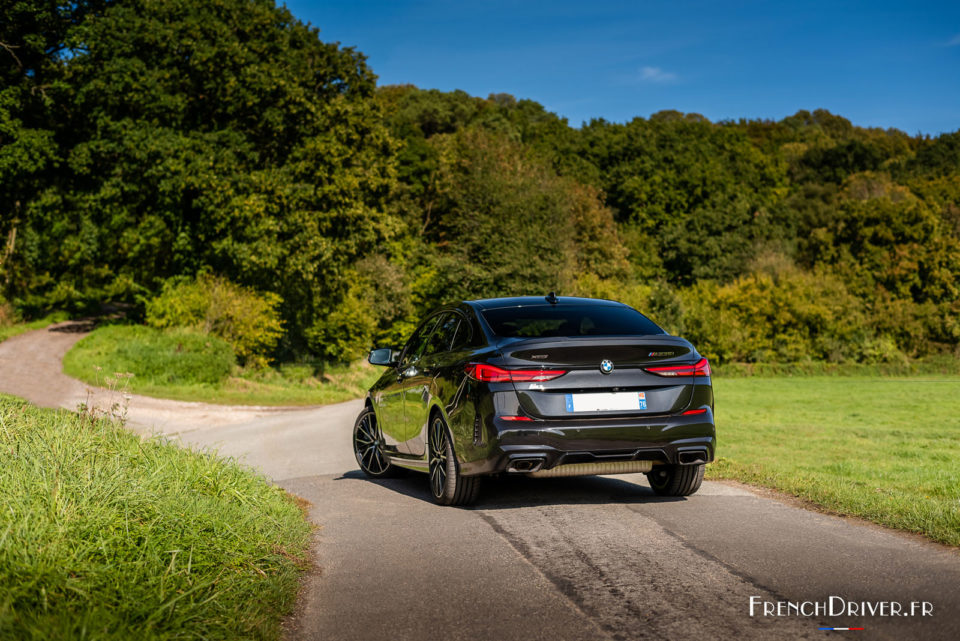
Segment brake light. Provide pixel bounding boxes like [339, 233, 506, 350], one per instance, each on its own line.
[682, 408, 708, 415]
[464, 363, 567, 383]
[499, 415, 533, 421]
[645, 358, 711, 377]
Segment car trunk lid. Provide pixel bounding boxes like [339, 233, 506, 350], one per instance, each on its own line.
[496, 336, 699, 418]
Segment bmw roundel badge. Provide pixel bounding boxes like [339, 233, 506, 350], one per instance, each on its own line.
[600, 359, 614, 374]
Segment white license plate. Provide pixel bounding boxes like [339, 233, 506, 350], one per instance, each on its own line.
[564, 392, 646, 412]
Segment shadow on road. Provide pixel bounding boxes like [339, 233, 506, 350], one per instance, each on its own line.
[335, 469, 687, 509]
[49, 319, 97, 333]
[49, 304, 134, 334]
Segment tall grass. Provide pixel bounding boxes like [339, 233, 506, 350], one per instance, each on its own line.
[0, 395, 312, 640]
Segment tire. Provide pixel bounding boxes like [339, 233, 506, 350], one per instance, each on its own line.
[427, 414, 480, 506]
[353, 409, 397, 478]
[646, 463, 705, 497]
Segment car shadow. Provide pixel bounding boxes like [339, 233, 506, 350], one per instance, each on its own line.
[335, 469, 688, 508]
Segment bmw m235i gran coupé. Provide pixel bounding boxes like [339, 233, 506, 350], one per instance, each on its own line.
[353, 294, 715, 505]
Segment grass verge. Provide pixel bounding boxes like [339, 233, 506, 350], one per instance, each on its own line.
[0, 312, 70, 344]
[714, 356, 960, 378]
[0, 394, 312, 640]
[706, 376, 960, 546]
[64, 325, 382, 406]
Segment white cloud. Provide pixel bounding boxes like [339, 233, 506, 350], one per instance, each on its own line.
[639, 66, 677, 83]
[947, 33, 960, 46]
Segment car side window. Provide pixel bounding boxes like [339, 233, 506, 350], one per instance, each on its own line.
[424, 313, 460, 356]
[450, 314, 473, 350]
[402, 315, 442, 364]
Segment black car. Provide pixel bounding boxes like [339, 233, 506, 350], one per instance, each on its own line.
[353, 294, 715, 506]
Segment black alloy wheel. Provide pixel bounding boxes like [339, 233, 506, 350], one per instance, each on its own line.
[646, 463, 705, 497]
[428, 415, 480, 506]
[353, 409, 394, 478]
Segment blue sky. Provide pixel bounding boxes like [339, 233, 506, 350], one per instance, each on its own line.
[283, 1, 960, 134]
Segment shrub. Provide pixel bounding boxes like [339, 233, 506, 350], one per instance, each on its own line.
[680, 267, 874, 364]
[146, 275, 283, 367]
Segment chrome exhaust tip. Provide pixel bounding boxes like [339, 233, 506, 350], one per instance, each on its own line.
[507, 458, 545, 473]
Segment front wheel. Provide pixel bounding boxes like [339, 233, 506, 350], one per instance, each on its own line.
[353, 409, 396, 478]
[428, 415, 480, 506]
[646, 463, 705, 497]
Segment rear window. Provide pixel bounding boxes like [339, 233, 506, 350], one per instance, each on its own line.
[481, 305, 665, 338]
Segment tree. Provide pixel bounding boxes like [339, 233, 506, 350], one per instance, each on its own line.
[576, 113, 787, 283]
[413, 127, 627, 302]
[0, 1, 106, 285]
[6, 0, 399, 359]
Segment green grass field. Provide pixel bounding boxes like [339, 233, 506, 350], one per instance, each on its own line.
[64, 325, 382, 406]
[0, 395, 312, 640]
[708, 376, 960, 546]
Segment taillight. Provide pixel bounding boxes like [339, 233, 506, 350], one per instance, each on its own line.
[682, 408, 708, 415]
[499, 415, 533, 421]
[464, 363, 567, 382]
[645, 357, 711, 377]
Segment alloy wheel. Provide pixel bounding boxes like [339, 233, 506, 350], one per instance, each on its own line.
[354, 411, 389, 475]
[428, 417, 448, 498]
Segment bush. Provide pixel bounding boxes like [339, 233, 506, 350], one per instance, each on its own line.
[65, 325, 235, 386]
[679, 267, 876, 364]
[146, 275, 283, 367]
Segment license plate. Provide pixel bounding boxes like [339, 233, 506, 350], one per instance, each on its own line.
[565, 392, 646, 412]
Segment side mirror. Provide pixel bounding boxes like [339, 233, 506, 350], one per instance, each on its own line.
[368, 347, 398, 367]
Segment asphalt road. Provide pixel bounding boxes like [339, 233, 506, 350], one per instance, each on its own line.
[2, 323, 958, 640]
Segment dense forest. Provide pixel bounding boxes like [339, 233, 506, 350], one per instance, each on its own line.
[2, 0, 959, 365]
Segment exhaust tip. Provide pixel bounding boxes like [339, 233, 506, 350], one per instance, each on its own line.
[507, 457, 545, 473]
[677, 449, 707, 465]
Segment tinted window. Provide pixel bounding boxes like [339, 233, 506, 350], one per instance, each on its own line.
[450, 315, 473, 350]
[481, 305, 664, 338]
[402, 315, 442, 362]
[424, 313, 460, 356]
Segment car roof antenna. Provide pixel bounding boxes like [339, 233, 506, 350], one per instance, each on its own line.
[545, 291, 559, 304]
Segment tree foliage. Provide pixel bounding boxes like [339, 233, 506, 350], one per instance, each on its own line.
[3, 0, 398, 359]
[1, 0, 958, 364]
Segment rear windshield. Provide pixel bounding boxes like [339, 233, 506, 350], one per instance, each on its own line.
[481, 305, 665, 338]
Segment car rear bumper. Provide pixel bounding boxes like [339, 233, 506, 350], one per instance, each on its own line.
[459, 409, 716, 476]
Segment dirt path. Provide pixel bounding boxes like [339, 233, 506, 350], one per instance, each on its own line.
[0, 321, 353, 479]
[0, 321, 303, 431]
[2, 323, 958, 640]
